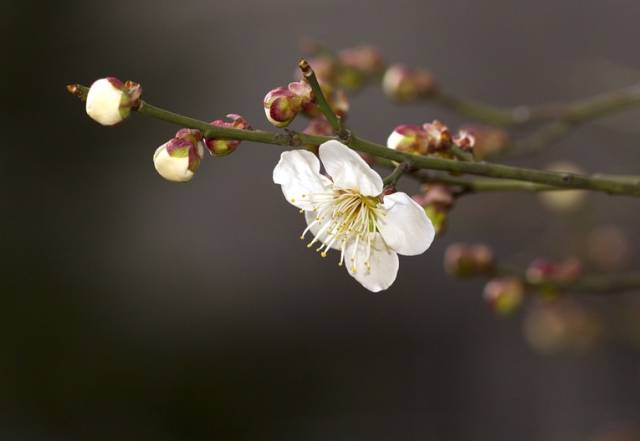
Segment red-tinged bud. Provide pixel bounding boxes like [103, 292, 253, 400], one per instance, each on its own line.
[461, 124, 510, 159]
[524, 299, 602, 353]
[453, 130, 476, 152]
[420, 184, 454, 209]
[382, 64, 436, 101]
[423, 120, 452, 152]
[263, 81, 314, 128]
[153, 128, 204, 182]
[483, 277, 525, 316]
[526, 258, 583, 284]
[263, 87, 300, 128]
[414, 184, 454, 235]
[338, 45, 385, 76]
[205, 114, 251, 157]
[303, 117, 333, 137]
[444, 243, 495, 277]
[302, 83, 350, 119]
[386, 124, 429, 154]
[587, 225, 631, 271]
[85, 77, 142, 126]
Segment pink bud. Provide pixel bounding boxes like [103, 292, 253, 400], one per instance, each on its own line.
[205, 114, 251, 156]
[422, 120, 452, 152]
[338, 45, 385, 75]
[263, 87, 300, 128]
[453, 130, 476, 152]
[483, 277, 525, 315]
[382, 64, 436, 101]
[444, 243, 495, 277]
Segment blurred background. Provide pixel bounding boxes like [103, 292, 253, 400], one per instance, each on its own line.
[4, 0, 640, 439]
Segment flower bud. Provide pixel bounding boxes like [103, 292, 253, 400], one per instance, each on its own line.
[526, 257, 582, 285]
[387, 124, 429, 154]
[338, 45, 384, 75]
[587, 225, 631, 271]
[263, 81, 313, 128]
[303, 117, 333, 136]
[414, 184, 454, 235]
[382, 64, 436, 101]
[423, 120, 452, 152]
[153, 129, 204, 182]
[444, 243, 495, 278]
[263, 87, 299, 128]
[483, 277, 525, 315]
[523, 300, 602, 353]
[460, 124, 510, 159]
[301, 83, 349, 119]
[538, 161, 588, 213]
[85, 77, 142, 126]
[453, 130, 476, 152]
[205, 114, 251, 157]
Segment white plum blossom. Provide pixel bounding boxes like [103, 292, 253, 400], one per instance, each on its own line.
[273, 140, 435, 292]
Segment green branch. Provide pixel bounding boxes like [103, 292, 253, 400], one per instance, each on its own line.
[67, 84, 640, 197]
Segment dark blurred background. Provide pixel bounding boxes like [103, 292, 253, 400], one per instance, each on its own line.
[4, 0, 640, 439]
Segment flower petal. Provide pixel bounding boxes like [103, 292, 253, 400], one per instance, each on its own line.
[377, 192, 435, 256]
[319, 140, 383, 196]
[344, 234, 399, 292]
[303, 210, 341, 251]
[273, 150, 331, 210]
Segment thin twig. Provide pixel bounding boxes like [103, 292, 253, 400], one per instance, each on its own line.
[298, 58, 345, 137]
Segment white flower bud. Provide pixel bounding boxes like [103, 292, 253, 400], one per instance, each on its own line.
[153, 129, 204, 183]
[85, 78, 131, 126]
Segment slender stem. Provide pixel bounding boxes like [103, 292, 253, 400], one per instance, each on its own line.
[298, 58, 344, 136]
[67, 84, 640, 197]
[382, 161, 411, 187]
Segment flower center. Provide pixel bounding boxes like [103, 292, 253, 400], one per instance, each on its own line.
[300, 189, 384, 273]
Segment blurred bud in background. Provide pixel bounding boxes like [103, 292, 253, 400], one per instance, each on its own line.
[337, 45, 385, 89]
[413, 184, 454, 235]
[526, 257, 582, 284]
[460, 124, 511, 159]
[524, 299, 603, 354]
[483, 276, 525, 315]
[382, 64, 436, 101]
[538, 161, 588, 213]
[587, 225, 632, 271]
[444, 243, 495, 277]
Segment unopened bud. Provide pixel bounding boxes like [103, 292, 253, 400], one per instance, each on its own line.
[483, 277, 525, 315]
[524, 300, 602, 353]
[263, 81, 313, 128]
[461, 124, 510, 159]
[444, 243, 495, 277]
[338, 45, 384, 75]
[303, 117, 333, 137]
[387, 124, 429, 154]
[423, 120, 452, 152]
[526, 258, 582, 285]
[382, 64, 436, 101]
[414, 184, 454, 235]
[302, 83, 349, 119]
[587, 225, 631, 271]
[453, 130, 476, 152]
[153, 129, 204, 182]
[205, 114, 251, 157]
[85, 77, 142, 126]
